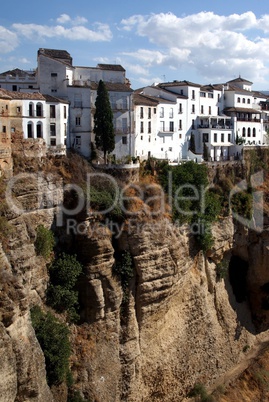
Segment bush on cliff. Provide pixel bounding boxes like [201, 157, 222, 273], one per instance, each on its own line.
[35, 224, 55, 259]
[31, 306, 71, 386]
[46, 253, 83, 322]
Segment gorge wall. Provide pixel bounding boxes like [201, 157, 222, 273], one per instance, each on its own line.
[1, 152, 269, 401]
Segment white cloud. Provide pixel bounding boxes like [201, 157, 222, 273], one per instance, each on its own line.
[0, 26, 18, 53]
[12, 22, 112, 42]
[56, 14, 71, 24]
[120, 11, 269, 84]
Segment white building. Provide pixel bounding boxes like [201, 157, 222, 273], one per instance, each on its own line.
[133, 77, 269, 162]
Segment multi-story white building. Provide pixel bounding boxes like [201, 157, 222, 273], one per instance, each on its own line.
[0, 89, 68, 154]
[134, 77, 268, 162]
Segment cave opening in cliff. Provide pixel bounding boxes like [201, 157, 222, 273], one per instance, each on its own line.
[229, 256, 249, 303]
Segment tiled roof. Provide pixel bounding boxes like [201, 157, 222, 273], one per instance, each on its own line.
[0, 89, 45, 100]
[224, 107, 261, 114]
[133, 94, 159, 106]
[227, 76, 253, 85]
[0, 68, 35, 77]
[159, 80, 201, 88]
[38, 48, 73, 66]
[97, 64, 125, 72]
[89, 82, 133, 92]
[43, 94, 70, 104]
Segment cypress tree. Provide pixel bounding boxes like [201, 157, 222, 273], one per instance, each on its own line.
[94, 80, 115, 163]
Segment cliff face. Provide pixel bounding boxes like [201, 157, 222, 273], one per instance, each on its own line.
[2, 157, 269, 402]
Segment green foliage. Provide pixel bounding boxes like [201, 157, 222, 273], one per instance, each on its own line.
[216, 258, 229, 280]
[89, 186, 123, 221]
[94, 80, 115, 162]
[35, 225, 55, 259]
[230, 190, 253, 220]
[188, 383, 215, 401]
[158, 161, 221, 252]
[113, 251, 133, 302]
[47, 253, 83, 321]
[30, 306, 71, 386]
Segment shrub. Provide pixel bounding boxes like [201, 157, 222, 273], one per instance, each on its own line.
[47, 253, 83, 321]
[35, 225, 55, 259]
[113, 251, 133, 302]
[31, 306, 71, 386]
[188, 382, 215, 401]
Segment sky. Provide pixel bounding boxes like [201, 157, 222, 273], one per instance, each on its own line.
[1, 1, 269, 90]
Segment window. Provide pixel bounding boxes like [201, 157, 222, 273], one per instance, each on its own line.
[203, 133, 208, 142]
[179, 103, 182, 113]
[122, 136, 127, 145]
[148, 136, 151, 142]
[140, 135, 143, 140]
[75, 136, 81, 145]
[148, 121, 151, 133]
[169, 147, 172, 152]
[12, 85, 17, 91]
[29, 103, 33, 117]
[27, 123, 33, 138]
[160, 121, 165, 131]
[50, 138, 56, 146]
[169, 121, 174, 131]
[200, 92, 206, 98]
[51, 73, 58, 77]
[140, 107, 144, 118]
[51, 89, 57, 93]
[218, 94, 220, 101]
[221, 133, 224, 142]
[148, 108, 151, 119]
[208, 93, 213, 98]
[192, 119, 195, 129]
[242, 127, 246, 137]
[243, 98, 246, 104]
[247, 127, 251, 137]
[237, 97, 240, 103]
[214, 133, 217, 142]
[64, 106, 67, 119]
[253, 128, 256, 137]
[169, 108, 173, 118]
[192, 104, 195, 113]
[50, 123, 56, 136]
[201, 105, 204, 114]
[50, 105, 56, 118]
[36, 104, 42, 117]
[17, 107, 21, 113]
[209, 106, 211, 115]
[247, 99, 250, 104]
[28, 85, 33, 89]
[75, 117, 81, 126]
[192, 90, 195, 100]
[37, 123, 42, 138]
[11, 127, 15, 133]
[160, 107, 164, 118]
[179, 133, 182, 139]
[180, 89, 183, 95]
[140, 121, 144, 133]
[179, 120, 182, 130]
[228, 133, 231, 142]
[64, 123, 67, 136]
[154, 108, 156, 114]
[2, 126, 6, 133]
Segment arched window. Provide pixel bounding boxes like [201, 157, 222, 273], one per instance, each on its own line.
[237, 97, 240, 103]
[36, 102, 43, 117]
[247, 127, 251, 137]
[27, 122, 33, 138]
[253, 128, 256, 137]
[242, 98, 245, 104]
[242, 127, 246, 137]
[37, 122, 42, 138]
[29, 102, 34, 117]
[247, 99, 250, 104]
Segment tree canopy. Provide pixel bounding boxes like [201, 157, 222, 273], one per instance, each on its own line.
[93, 80, 115, 162]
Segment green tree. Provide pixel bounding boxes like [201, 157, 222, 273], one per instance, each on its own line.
[31, 306, 71, 386]
[35, 225, 55, 259]
[94, 80, 115, 163]
[47, 253, 83, 321]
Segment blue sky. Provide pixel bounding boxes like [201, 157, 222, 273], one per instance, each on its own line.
[1, 1, 269, 89]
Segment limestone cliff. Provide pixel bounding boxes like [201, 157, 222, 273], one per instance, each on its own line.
[2, 154, 269, 402]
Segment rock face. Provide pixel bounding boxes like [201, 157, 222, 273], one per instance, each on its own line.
[2, 159, 269, 402]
